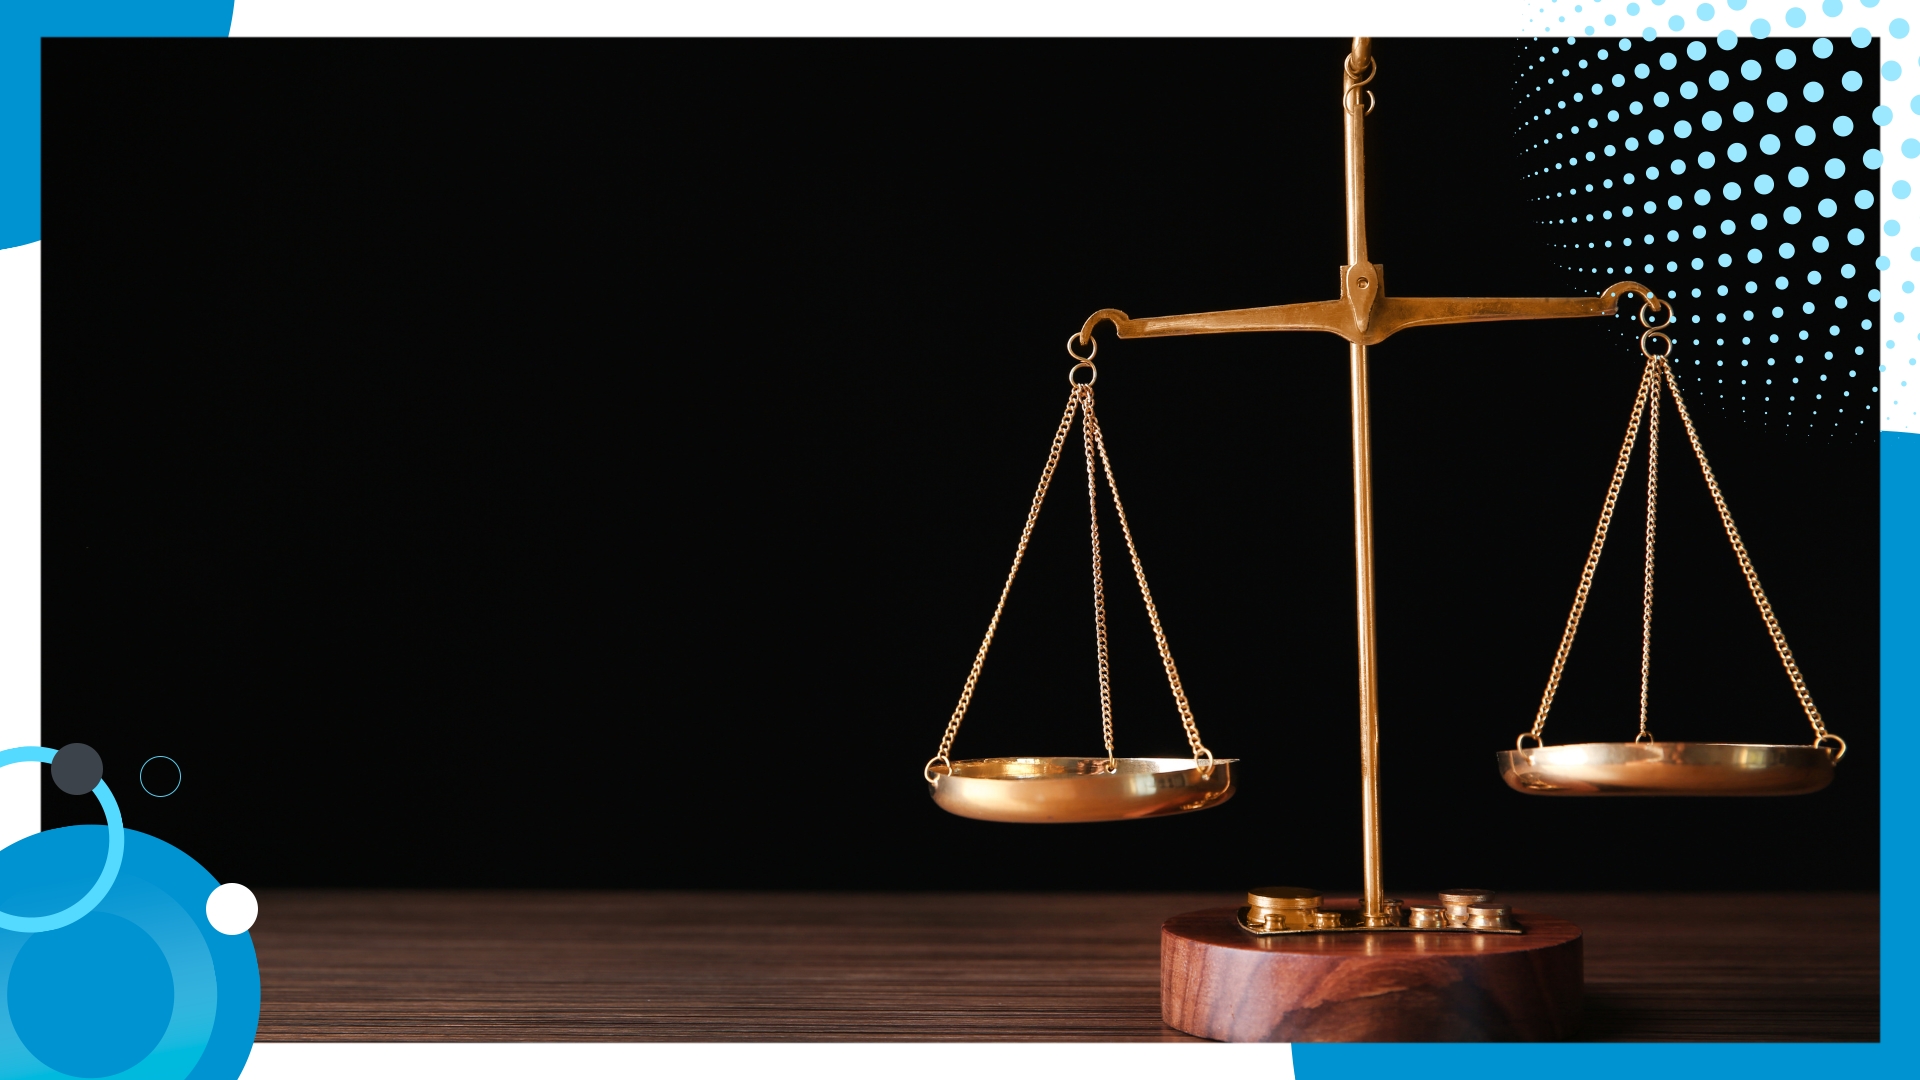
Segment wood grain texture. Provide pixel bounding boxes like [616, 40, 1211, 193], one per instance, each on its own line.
[250, 890, 1876, 1042]
[1161, 905, 1583, 1041]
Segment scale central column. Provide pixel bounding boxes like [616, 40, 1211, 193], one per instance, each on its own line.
[1348, 343, 1386, 924]
[1342, 35, 1388, 926]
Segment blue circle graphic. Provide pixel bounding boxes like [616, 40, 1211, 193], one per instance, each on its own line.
[139, 757, 182, 799]
[0, 826, 258, 1079]
[9, 914, 172, 1076]
[0, 747, 120, 933]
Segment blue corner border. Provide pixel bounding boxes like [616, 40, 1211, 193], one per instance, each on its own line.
[0, 1, 234, 250]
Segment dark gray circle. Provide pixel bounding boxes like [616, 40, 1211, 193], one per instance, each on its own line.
[51, 744, 103, 796]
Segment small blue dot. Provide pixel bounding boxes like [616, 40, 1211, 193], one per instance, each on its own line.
[1698, 3, 1716, 21]
[1748, 248, 1763, 263]
[1786, 205, 1805, 223]
[1761, 132, 1782, 153]
[1753, 18, 1772, 38]
[1843, 70, 1865, 91]
[1777, 48, 1798, 71]
[1710, 70, 1731, 91]
[1905, 280, 1915, 292]
[1729, 142, 1750, 162]
[1720, 253, 1735, 266]
[1677, 119, 1695, 137]
[1627, 4, 1641, 16]
[1888, 219, 1902, 235]
[1820, 197, 1840, 216]
[1897, 179, 1912, 198]
[1866, 148, 1886, 168]
[1790, 165, 1812, 185]
[1815, 235, 1831, 252]
[1687, 41, 1707, 63]
[1851, 28, 1871, 48]
[1718, 29, 1738, 49]
[1886, 61, 1904, 81]
[1752, 212, 1769, 229]
[1848, 227, 1866, 245]
[1724, 180, 1741, 198]
[1739, 60, 1762, 82]
[1607, 14, 1618, 25]
[1754, 171, 1773, 191]
[1814, 37, 1835, 60]
[1704, 110, 1724, 130]
[1646, 27, 1659, 41]
[1636, 62, 1652, 78]
[1734, 101, 1756, 121]
[1697, 188, 1714, 205]
[1768, 91, 1790, 112]
[1861, 189, 1879, 209]
[1797, 124, 1818, 145]
[1781, 242, 1798, 258]
[1786, 8, 1808, 29]
[1877, 104, 1896, 124]
[1893, 18, 1910, 38]
[1671, 15, 1687, 31]
[1904, 137, 1920, 157]
[1835, 115, 1856, 136]
[1805, 81, 1826, 103]
[1821, 0, 1842, 13]
[1682, 80, 1700, 99]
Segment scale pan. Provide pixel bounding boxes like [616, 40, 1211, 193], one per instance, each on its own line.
[927, 756, 1235, 823]
[1497, 742, 1835, 796]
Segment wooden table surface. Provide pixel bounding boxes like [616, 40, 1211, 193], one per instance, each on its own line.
[251, 891, 1877, 1042]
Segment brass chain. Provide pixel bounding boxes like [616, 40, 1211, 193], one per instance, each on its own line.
[1638, 357, 1659, 744]
[1086, 400, 1215, 774]
[925, 389, 1081, 783]
[1522, 296, 1843, 762]
[927, 348, 1215, 780]
[1522, 351, 1659, 749]
[1657, 356, 1844, 761]
[1080, 384, 1118, 769]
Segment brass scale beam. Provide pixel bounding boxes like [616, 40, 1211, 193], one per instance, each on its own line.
[1075, 38, 1656, 934]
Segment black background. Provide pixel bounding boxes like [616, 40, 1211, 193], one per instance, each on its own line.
[40, 39, 1877, 891]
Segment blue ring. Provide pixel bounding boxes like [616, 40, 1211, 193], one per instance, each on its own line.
[0, 746, 123, 933]
[138, 756, 181, 798]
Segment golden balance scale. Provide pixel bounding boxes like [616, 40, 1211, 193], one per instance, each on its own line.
[922, 39, 1846, 1042]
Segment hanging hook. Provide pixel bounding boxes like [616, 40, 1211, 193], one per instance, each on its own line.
[1637, 295, 1675, 330]
[1344, 41, 1378, 115]
[1814, 733, 1847, 763]
[1066, 332, 1098, 386]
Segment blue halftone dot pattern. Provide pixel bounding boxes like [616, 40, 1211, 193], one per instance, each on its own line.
[1516, 31, 1880, 433]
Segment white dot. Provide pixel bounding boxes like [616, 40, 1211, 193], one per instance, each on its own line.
[206, 883, 258, 935]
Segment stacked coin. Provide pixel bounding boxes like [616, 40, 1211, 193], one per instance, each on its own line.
[1406, 903, 1447, 928]
[1437, 888, 1497, 927]
[1466, 902, 1514, 930]
[1245, 885, 1323, 932]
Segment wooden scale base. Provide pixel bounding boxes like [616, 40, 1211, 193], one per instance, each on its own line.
[1160, 900, 1583, 1041]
